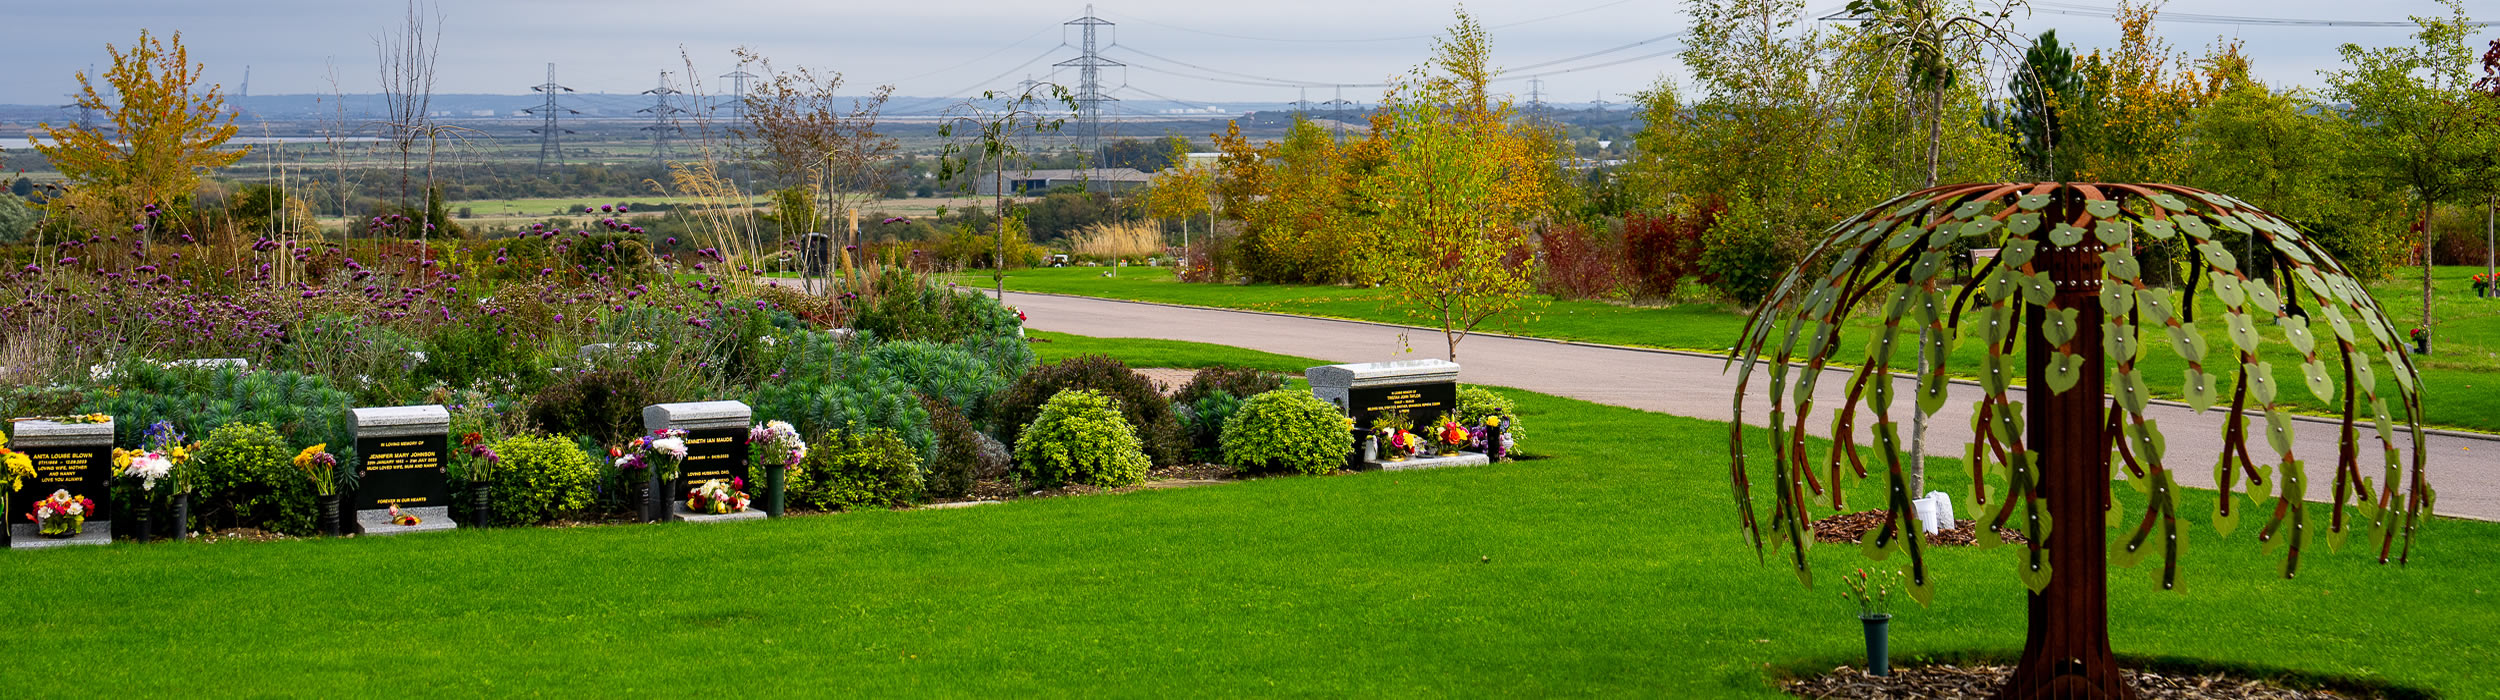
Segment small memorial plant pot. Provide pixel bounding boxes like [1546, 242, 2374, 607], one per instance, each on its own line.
[172, 492, 192, 539]
[1860, 614, 1892, 677]
[31, 490, 95, 538]
[470, 482, 493, 528]
[1840, 568, 1902, 677]
[317, 494, 342, 537]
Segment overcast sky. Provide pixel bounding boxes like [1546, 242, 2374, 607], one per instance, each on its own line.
[3, 0, 2493, 108]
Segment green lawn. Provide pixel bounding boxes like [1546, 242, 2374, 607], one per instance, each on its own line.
[0, 334, 2489, 696]
[984, 266, 2500, 433]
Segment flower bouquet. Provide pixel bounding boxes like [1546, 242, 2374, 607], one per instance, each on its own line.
[686, 478, 752, 514]
[388, 504, 423, 526]
[28, 490, 95, 537]
[747, 420, 808, 470]
[627, 429, 691, 481]
[2473, 272, 2494, 297]
[1372, 412, 1416, 461]
[1432, 416, 1470, 457]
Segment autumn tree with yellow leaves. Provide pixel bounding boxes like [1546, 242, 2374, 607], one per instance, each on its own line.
[30, 29, 247, 237]
[1360, 9, 1565, 362]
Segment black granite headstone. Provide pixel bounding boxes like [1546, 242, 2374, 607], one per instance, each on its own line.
[1345, 381, 1458, 432]
[671, 427, 750, 496]
[353, 433, 449, 512]
[6, 446, 111, 525]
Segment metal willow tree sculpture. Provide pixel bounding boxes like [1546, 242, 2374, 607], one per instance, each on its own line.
[1727, 182, 2434, 698]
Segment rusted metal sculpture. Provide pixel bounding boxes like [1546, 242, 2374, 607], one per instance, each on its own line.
[1727, 182, 2433, 698]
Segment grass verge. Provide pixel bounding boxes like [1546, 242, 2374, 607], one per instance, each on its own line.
[0, 334, 2488, 696]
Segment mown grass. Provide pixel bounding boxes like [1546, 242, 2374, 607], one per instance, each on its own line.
[986, 266, 2500, 433]
[0, 334, 2489, 696]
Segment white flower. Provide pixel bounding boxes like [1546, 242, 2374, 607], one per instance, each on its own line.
[127, 452, 174, 490]
[651, 437, 688, 459]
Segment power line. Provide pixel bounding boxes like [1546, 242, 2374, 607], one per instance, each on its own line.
[639, 70, 684, 164]
[2024, 1, 2500, 27]
[894, 25, 1060, 82]
[888, 43, 1070, 115]
[524, 62, 577, 171]
[1110, 45, 1391, 88]
[1058, 4, 1121, 174]
[1101, 0, 1643, 44]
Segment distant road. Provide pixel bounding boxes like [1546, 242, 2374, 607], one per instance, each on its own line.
[1007, 291, 2497, 523]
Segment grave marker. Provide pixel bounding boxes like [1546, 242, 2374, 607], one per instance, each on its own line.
[1307, 360, 1487, 472]
[644, 401, 761, 523]
[6, 417, 115, 549]
[351, 405, 456, 535]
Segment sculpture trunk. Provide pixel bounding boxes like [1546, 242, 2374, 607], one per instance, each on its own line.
[1999, 191, 2133, 699]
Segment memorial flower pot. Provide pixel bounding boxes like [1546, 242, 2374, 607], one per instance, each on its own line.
[1860, 614, 1892, 677]
[644, 474, 669, 523]
[133, 507, 151, 542]
[765, 464, 787, 518]
[172, 492, 191, 539]
[317, 494, 342, 537]
[471, 482, 492, 528]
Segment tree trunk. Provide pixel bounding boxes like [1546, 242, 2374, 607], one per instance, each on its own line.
[2483, 196, 2493, 299]
[1923, 87, 1944, 187]
[1998, 188, 2133, 700]
[2420, 200, 2434, 340]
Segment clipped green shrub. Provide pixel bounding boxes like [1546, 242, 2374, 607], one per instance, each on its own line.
[859, 340, 1016, 429]
[1220, 390, 1355, 476]
[995, 355, 1185, 466]
[923, 396, 983, 499]
[1454, 385, 1523, 444]
[1013, 389, 1151, 488]
[83, 365, 355, 463]
[190, 422, 315, 535]
[1172, 365, 1285, 407]
[1178, 392, 1246, 463]
[526, 367, 670, 447]
[790, 424, 925, 511]
[485, 434, 600, 524]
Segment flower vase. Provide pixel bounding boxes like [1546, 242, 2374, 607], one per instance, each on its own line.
[626, 479, 651, 522]
[317, 494, 341, 537]
[765, 464, 787, 518]
[1860, 614, 1892, 677]
[134, 506, 152, 543]
[173, 492, 192, 540]
[470, 482, 493, 529]
[645, 474, 670, 523]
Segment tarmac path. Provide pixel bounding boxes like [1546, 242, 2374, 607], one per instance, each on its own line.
[1003, 290, 2496, 523]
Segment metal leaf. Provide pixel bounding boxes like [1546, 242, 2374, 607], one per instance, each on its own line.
[2181, 368, 2217, 412]
[2224, 311, 2262, 353]
[2300, 359, 2335, 402]
[2049, 223, 2087, 246]
[2150, 194, 2189, 211]
[2212, 275, 2245, 306]
[2115, 366, 2151, 414]
[2178, 217, 2213, 240]
[2247, 361, 2279, 404]
[2086, 199, 2121, 219]
[2041, 307, 2081, 345]
[2263, 409, 2296, 456]
[1952, 199, 1991, 220]
[2195, 241, 2237, 270]
[2278, 318, 2316, 355]
[2166, 323, 2209, 363]
[1958, 218, 2002, 238]
[2098, 283, 2132, 315]
[2046, 352, 2083, 393]
[2019, 271, 2053, 306]
[2095, 220, 2133, 245]
[2009, 212, 2043, 235]
[2017, 193, 2052, 211]
[2000, 239, 2040, 267]
[2139, 218, 2177, 239]
[2100, 249, 2140, 280]
[2104, 320, 2139, 361]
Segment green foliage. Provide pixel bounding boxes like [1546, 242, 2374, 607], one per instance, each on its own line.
[275, 315, 428, 405]
[790, 424, 925, 510]
[1012, 389, 1151, 488]
[563, 233, 655, 277]
[525, 368, 670, 448]
[0, 194, 39, 243]
[1693, 199, 1795, 306]
[416, 322, 551, 392]
[189, 422, 312, 535]
[485, 434, 600, 524]
[1218, 390, 1353, 476]
[846, 268, 1030, 347]
[1172, 365, 1286, 407]
[746, 373, 935, 465]
[922, 397, 985, 499]
[994, 354, 1186, 466]
[1454, 385, 1523, 444]
[81, 365, 355, 462]
[2000, 30, 2087, 180]
[857, 340, 1018, 429]
[1179, 392, 1246, 463]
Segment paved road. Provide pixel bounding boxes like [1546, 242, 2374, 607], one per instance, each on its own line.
[1007, 291, 2496, 523]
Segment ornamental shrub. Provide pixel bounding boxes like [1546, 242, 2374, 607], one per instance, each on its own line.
[860, 340, 1018, 429]
[1538, 221, 1625, 300]
[1454, 385, 1523, 444]
[995, 355, 1186, 466]
[789, 423, 925, 510]
[1219, 390, 1354, 476]
[190, 422, 314, 535]
[923, 397, 984, 499]
[746, 373, 935, 465]
[1013, 389, 1152, 488]
[1623, 207, 1711, 300]
[846, 268, 1026, 345]
[1171, 365, 1285, 407]
[484, 434, 600, 524]
[1178, 392, 1246, 463]
[526, 367, 671, 447]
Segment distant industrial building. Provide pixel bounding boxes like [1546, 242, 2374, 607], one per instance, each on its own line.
[973, 168, 1154, 196]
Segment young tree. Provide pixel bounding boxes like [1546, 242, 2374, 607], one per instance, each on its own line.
[734, 48, 897, 262]
[374, 0, 443, 212]
[1362, 10, 1560, 362]
[1997, 30, 2087, 181]
[935, 81, 1074, 301]
[1141, 138, 1213, 250]
[2185, 43, 2407, 282]
[2323, 0, 2498, 337]
[1840, 0, 2022, 187]
[30, 29, 247, 236]
[2069, 0, 2208, 185]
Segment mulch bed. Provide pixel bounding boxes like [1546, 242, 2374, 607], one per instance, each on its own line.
[1785, 665, 2376, 699]
[1811, 509, 2029, 547]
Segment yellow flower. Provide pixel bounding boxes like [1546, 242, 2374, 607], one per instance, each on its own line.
[293, 444, 328, 469]
[113, 448, 134, 469]
[167, 444, 192, 464]
[3, 451, 31, 493]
